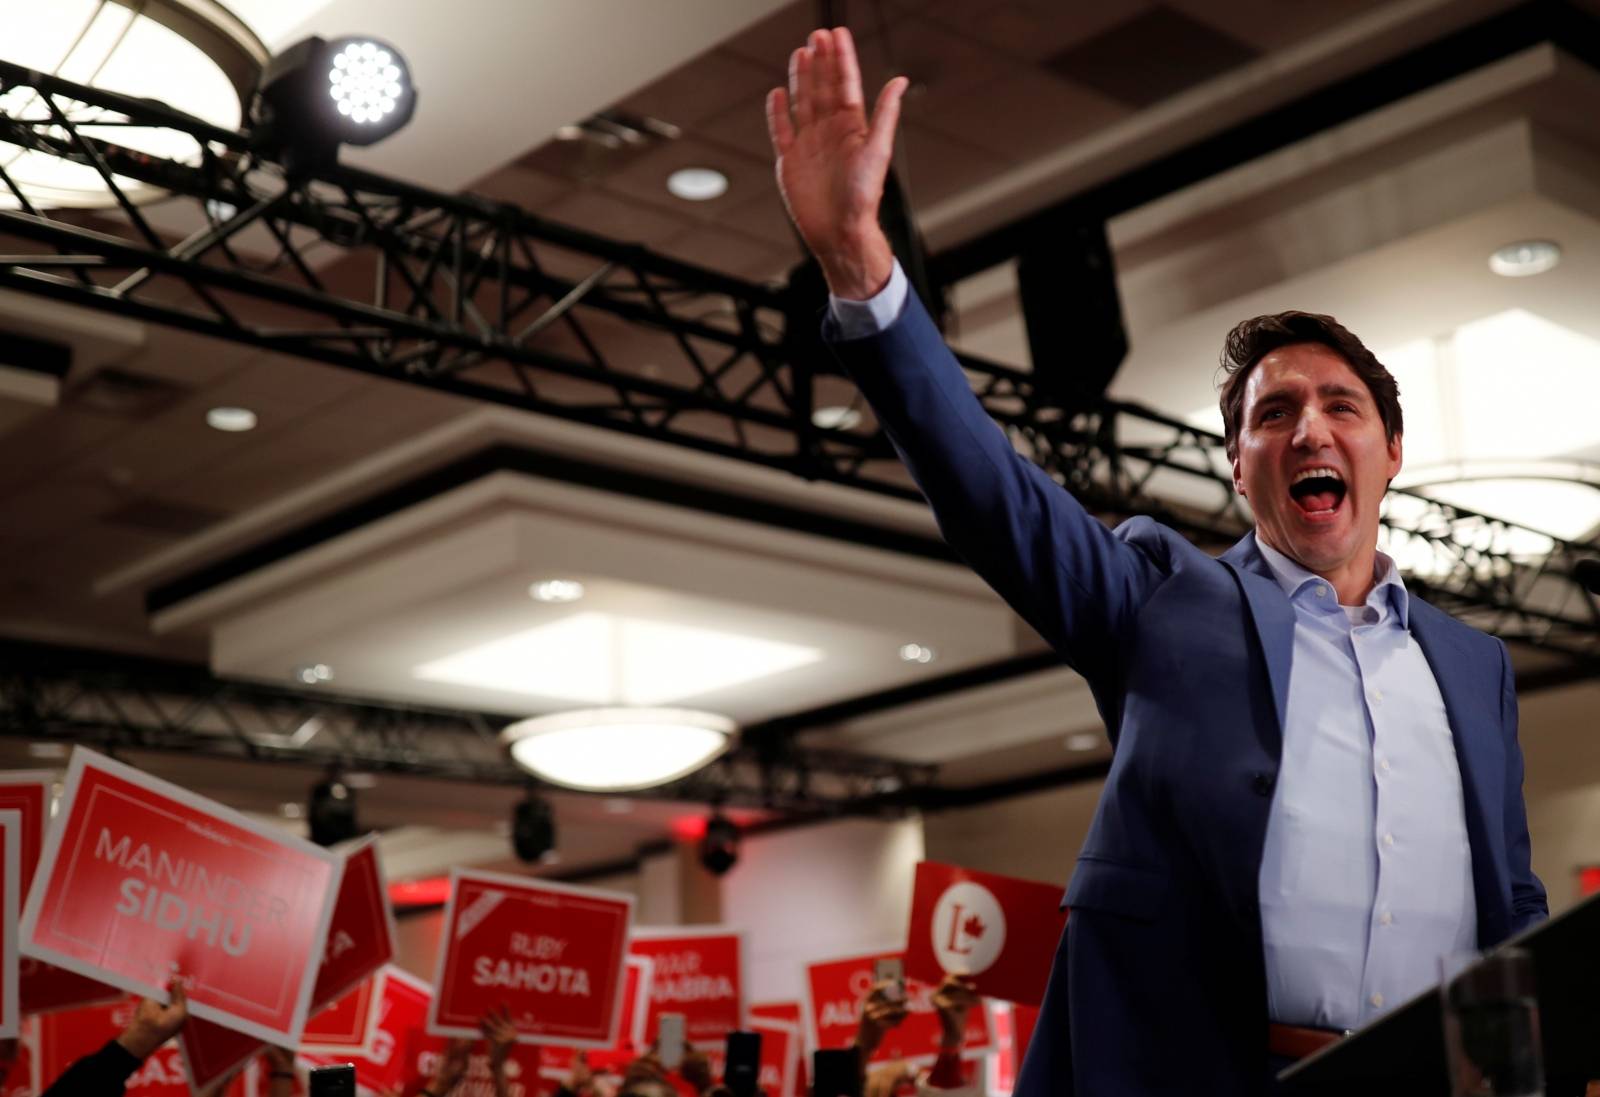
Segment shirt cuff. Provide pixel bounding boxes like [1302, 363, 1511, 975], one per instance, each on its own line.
[828, 259, 908, 339]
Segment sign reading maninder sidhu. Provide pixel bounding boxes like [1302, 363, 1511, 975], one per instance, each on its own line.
[19, 748, 343, 1046]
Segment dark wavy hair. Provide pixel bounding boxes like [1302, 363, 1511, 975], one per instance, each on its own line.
[1217, 311, 1403, 461]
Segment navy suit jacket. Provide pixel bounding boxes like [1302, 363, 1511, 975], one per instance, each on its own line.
[827, 291, 1547, 1096]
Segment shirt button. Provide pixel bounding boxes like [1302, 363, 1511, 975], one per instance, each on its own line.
[1315, 585, 1328, 598]
[1373, 690, 1384, 704]
[1379, 759, 1391, 773]
[1382, 833, 1395, 847]
[1370, 993, 1384, 1008]
[1379, 911, 1393, 925]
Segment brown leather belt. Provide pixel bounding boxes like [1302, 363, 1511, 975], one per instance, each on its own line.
[1267, 1023, 1344, 1060]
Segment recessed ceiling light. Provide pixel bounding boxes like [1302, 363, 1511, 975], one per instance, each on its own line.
[27, 742, 67, 759]
[1488, 240, 1560, 277]
[279, 802, 304, 819]
[294, 662, 335, 685]
[1065, 732, 1102, 752]
[206, 406, 257, 432]
[342, 772, 378, 790]
[666, 167, 729, 201]
[812, 405, 862, 431]
[899, 643, 936, 664]
[530, 579, 585, 603]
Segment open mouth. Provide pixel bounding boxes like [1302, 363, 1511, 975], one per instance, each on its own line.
[1289, 467, 1347, 517]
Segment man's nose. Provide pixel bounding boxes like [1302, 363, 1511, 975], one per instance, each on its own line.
[1292, 409, 1332, 448]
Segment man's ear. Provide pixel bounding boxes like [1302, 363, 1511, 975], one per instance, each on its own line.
[1386, 431, 1403, 482]
[1231, 450, 1246, 496]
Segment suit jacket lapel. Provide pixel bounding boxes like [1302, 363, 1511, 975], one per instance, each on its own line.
[1219, 532, 1294, 753]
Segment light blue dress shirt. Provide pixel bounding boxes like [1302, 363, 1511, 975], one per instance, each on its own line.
[832, 261, 1478, 1032]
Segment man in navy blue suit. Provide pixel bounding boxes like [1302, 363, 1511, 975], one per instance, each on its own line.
[766, 27, 1547, 1097]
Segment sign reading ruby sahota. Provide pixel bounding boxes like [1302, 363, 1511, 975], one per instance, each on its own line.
[19, 749, 343, 1046]
[429, 869, 634, 1047]
[314, 835, 397, 1009]
[803, 949, 992, 1065]
[0, 811, 19, 1040]
[903, 861, 1067, 1008]
[628, 927, 742, 1047]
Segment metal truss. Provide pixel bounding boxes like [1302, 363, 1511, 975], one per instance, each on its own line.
[0, 642, 934, 814]
[0, 60, 1597, 671]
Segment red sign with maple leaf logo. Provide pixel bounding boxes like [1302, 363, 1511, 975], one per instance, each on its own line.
[902, 861, 1066, 1008]
[802, 950, 991, 1066]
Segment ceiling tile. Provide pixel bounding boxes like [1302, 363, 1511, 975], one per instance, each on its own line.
[913, 67, 1131, 163]
[540, 187, 699, 249]
[1166, 0, 1395, 53]
[599, 138, 775, 227]
[657, 224, 794, 283]
[716, 189, 804, 254]
[464, 164, 575, 213]
[615, 48, 781, 131]
[918, 0, 1154, 63]
[720, 0, 884, 75]
[1044, 6, 1260, 109]
[850, 16, 1015, 116]
[895, 122, 1015, 207]
[699, 96, 779, 163]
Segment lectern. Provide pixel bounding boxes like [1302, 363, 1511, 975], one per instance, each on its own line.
[1280, 891, 1600, 1095]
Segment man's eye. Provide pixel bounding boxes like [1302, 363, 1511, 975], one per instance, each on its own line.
[1260, 409, 1285, 422]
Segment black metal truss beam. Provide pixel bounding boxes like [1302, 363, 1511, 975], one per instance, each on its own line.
[0, 641, 934, 815]
[0, 40, 1597, 671]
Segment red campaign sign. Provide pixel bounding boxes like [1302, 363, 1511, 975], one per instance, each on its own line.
[748, 1001, 802, 1027]
[0, 771, 122, 1018]
[0, 1016, 33, 1097]
[302, 965, 432, 1097]
[1, 811, 19, 1039]
[628, 928, 742, 1050]
[903, 861, 1067, 1007]
[988, 1002, 1041, 1096]
[406, 1024, 545, 1097]
[538, 953, 652, 1077]
[180, 1016, 262, 1097]
[803, 949, 992, 1066]
[20, 750, 342, 1045]
[312, 836, 396, 1010]
[428, 869, 634, 1047]
[37, 997, 190, 1095]
[751, 1020, 799, 1097]
[304, 970, 385, 1052]
[20, 955, 122, 1017]
[0, 774, 51, 898]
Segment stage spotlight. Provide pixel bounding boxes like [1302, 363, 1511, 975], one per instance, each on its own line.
[251, 35, 417, 170]
[512, 792, 557, 863]
[699, 812, 739, 876]
[308, 771, 358, 846]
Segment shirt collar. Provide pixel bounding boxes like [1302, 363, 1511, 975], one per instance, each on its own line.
[1253, 534, 1411, 628]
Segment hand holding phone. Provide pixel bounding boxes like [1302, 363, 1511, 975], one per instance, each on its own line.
[658, 1012, 686, 1070]
[873, 956, 905, 1003]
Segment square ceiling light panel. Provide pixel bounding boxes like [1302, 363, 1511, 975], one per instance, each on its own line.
[412, 610, 823, 705]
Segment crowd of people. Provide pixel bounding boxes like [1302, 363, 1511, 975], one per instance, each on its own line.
[0, 973, 985, 1097]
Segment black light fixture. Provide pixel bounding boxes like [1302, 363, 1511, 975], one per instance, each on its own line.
[512, 791, 557, 863]
[308, 770, 358, 847]
[251, 35, 417, 170]
[699, 811, 739, 876]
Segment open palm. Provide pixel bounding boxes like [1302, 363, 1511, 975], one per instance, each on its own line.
[766, 28, 907, 299]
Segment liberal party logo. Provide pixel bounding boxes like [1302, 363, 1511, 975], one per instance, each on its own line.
[931, 880, 1006, 976]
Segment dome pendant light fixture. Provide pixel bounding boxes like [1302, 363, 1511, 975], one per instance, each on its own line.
[500, 707, 734, 792]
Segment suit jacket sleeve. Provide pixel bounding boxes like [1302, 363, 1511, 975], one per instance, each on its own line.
[825, 289, 1160, 682]
[40, 1040, 141, 1097]
[1499, 638, 1548, 929]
